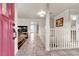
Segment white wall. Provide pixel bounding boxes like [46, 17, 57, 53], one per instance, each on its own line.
[14, 4, 18, 55]
[17, 18, 45, 45]
[50, 19, 54, 28]
[69, 9, 79, 42]
[76, 15, 79, 41]
[54, 10, 71, 47]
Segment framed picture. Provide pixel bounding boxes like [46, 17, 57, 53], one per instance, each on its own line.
[56, 17, 64, 27]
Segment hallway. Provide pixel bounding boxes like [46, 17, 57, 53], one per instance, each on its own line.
[15, 3, 79, 56]
[16, 33, 45, 56]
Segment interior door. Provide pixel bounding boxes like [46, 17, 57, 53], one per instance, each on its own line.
[2, 16, 9, 55]
[0, 16, 2, 55]
[0, 3, 14, 56]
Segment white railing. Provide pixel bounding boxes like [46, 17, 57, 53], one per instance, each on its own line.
[50, 28, 79, 50]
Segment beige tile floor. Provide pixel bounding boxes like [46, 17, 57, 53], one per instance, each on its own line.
[16, 33, 79, 56]
[16, 41, 79, 56]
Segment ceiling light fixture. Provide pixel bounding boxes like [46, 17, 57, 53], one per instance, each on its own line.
[37, 10, 46, 17]
[71, 15, 77, 21]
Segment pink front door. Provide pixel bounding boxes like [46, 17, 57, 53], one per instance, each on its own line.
[0, 3, 14, 56]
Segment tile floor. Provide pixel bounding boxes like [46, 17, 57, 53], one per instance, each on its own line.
[16, 33, 79, 56]
[16, 41, 79, 56]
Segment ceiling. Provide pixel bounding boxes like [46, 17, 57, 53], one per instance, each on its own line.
[16, 3, 79, 19]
